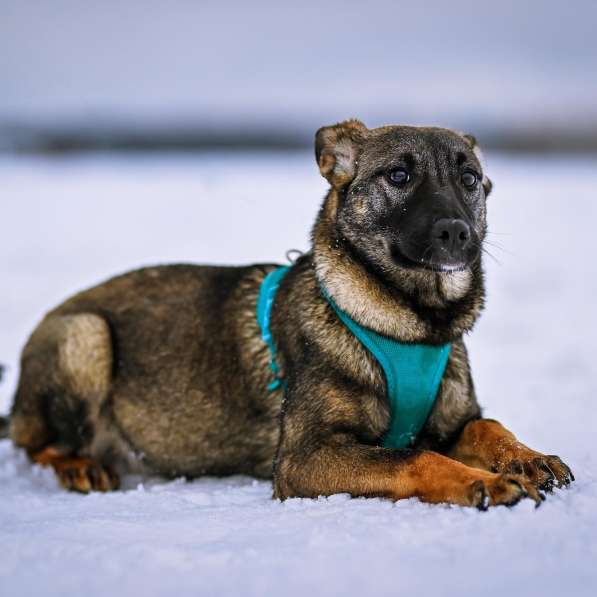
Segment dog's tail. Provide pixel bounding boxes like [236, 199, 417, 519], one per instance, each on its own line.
[0, 364, 10, 439]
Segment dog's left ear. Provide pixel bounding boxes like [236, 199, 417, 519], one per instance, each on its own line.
[462, 133, 493, 197]
[315, 119, 369, 188]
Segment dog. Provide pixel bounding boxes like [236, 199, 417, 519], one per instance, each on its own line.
[6, 120, 573, 507]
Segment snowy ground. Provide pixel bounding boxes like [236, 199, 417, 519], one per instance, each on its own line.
[1, 151, 596, 597]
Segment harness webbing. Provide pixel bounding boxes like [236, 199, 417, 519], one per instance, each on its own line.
[256, 266, 291, 391]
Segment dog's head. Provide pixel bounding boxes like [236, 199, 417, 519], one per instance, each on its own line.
[315, 120, 492, 276]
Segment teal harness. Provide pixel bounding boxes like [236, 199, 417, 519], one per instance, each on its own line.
[256, 266, 451, 448]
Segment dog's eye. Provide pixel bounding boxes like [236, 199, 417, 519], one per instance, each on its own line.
[388, 167, 410, 186]
[461, 171, 478, 188]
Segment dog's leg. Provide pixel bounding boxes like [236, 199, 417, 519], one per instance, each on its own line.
[11, 313, 121, 492]
[274, 444, 544, 508]
[447, 419, 574, 491]
[273, 369, 544, 507]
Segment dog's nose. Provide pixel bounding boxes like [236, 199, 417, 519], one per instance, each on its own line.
[431, 219, 471, 254]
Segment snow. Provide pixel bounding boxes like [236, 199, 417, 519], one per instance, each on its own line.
[1, 151, 596, 597]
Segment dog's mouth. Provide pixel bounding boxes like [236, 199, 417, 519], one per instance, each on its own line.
[389, 243, 475, 273]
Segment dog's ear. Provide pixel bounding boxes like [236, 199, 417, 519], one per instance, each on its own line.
[462, 133, 493, 197]
[315, 119, 368, 188]
[482, 177, 493, 197]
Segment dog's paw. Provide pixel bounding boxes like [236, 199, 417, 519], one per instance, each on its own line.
[468, 473, 544, 510]
[54, 458, 120, 493]
[502, 454, 574, 492]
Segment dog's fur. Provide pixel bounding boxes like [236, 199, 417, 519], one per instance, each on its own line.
[9, 121, 573, 507]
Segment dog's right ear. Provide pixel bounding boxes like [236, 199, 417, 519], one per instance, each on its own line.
[315, 119, 368, 188]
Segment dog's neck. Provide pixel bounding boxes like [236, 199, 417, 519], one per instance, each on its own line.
[311, 190, 485, 343]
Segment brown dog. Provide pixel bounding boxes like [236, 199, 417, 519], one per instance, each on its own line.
[7, 120, 573, 507]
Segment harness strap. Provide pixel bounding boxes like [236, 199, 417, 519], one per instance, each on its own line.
[322, 289, 451, 448]
[257, 266, 451, 448]
[256, 266, 290, 390]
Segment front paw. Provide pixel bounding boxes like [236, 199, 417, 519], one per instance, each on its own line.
[468, 473, 545, 510]
[502, 454, 574, 491]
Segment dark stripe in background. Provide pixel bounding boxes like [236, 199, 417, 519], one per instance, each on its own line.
[4, 123, 597, 155]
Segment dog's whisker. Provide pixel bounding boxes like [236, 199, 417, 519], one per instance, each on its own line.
[483, 239, 516, 257]
[483, 240, 506, 252]
[481, 246, 502, 266]
[486, 231, 512, 237]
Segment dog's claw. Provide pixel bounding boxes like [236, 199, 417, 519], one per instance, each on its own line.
[503, 479, 526, 507]
[501, 454, 574, 494]
[546, 456, 575, 488]
[555, 458, 575, 486]
[471, 480, 489, 511]
[538, 461, 556, 492]
[509, 477, 544, 507]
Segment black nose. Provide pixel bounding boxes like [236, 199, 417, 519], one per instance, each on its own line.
[431, 218, 471, 254]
